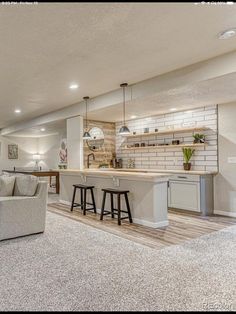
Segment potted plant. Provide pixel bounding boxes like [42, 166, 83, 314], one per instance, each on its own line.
[182, 147, 195, 170]
[193, 133, 205, 144]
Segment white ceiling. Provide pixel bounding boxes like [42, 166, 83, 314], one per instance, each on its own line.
[9, 71, 236, 138]
[88, 72, 236, 122]
[8, 119, 66, 138]
[1, 2, 236, 128]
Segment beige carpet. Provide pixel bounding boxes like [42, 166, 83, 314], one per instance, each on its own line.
[0, 211, 236, 311]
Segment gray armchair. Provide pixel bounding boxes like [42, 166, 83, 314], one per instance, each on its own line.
[0, 181, 48, 241]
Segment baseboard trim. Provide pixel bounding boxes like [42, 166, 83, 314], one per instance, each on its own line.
[59, 200, 71, 206]
[214, 210, 236, 218]
[132, 218, 169, 229]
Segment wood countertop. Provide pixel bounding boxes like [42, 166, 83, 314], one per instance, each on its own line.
[59, 168, 217, 177]
[113, 168, 218, 175]
[59, 169, 171, 182]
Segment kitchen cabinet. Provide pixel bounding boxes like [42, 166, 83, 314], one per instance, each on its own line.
[168, 173, 213, 215]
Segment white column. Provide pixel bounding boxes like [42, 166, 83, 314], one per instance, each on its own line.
[66, 115, 83, 169]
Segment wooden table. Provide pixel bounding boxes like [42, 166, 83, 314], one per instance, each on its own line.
[3, 170, 60, 194]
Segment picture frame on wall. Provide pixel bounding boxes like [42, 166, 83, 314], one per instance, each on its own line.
[8, 144, 18, 159]
[59, 138, 67, 165]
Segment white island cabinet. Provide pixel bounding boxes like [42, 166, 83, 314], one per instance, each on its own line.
[168, 173, 214, 215]
[59, 169, 171, 228]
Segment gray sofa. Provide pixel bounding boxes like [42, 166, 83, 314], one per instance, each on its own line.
[0, 180, 48, 241]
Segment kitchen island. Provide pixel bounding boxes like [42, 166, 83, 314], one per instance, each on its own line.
[111, 168, 216, 215]
[59, 169, 171, 228]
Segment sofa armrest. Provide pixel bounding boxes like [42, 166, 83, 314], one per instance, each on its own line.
[35, 181, 48, 199]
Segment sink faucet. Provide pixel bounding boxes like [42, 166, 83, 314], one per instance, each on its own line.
[87, 153, 95, 168]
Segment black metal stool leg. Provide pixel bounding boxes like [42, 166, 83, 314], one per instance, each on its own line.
[125, 193, 133, 223]
[110, 193, 114, 218]
[91, 188, 97, 213]
[83, 188, 87, 215]
[100, 191, 106, 221]
[117, 194, 121, 225]
[80, 187, 83, 210]
[71, 186, 76, 211]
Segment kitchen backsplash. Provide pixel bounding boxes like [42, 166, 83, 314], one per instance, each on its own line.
[116, 105, 218, 171]
[84, 120, 116, 168]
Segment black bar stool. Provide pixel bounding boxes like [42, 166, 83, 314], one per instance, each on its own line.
[71, 184, 96, 215]
[100, 188, 132, 225]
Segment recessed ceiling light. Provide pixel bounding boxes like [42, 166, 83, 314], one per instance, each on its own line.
[218, 28, 236, 39]
[14, 109, 21, 113]
[170, 108, 177, 111]
[131, 115, 137, 119]
[69, 83, 79, 89]
[40, 128, 45, 132]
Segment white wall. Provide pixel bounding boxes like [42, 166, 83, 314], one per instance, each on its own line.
[214, 102, 236, 216]
[0, 131, 65, 173]
[67, 116, 83, 169]
[0, 135, 38, 172]
[38, 134, 65, 170]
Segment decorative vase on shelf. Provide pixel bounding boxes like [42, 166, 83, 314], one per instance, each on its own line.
[127, 158, 135, 169]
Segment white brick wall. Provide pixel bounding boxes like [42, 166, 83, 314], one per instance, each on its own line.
[116, 105, 218, 171]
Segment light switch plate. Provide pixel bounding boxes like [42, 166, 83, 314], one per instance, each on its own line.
[112, 176, 120, 187]
[228, 157, 236, 163]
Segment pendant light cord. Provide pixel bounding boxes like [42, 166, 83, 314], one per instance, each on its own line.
[85, 98, 88, 130]
[123, 85, 126, 126]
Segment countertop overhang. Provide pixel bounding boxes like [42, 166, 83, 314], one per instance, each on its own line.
[58, 168, 217, 179]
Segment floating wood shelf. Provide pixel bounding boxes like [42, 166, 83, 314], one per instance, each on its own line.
[121, 126, 209, 138]
[122, 143, 207, 151]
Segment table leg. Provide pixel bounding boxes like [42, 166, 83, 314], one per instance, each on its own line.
[56, 174, 60, 194]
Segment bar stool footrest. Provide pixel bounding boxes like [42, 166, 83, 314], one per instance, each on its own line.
[120, 216, 129, 220]
[102, 211, 113, 216]
[101, 210, 129, 217]
[104, 208, 129, 213]
[112, 208, 129, 214]
[71, 203, 82, 208]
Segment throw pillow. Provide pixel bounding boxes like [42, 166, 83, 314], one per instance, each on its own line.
[13, 175, 39, 196]
[0, 175, 16, 196]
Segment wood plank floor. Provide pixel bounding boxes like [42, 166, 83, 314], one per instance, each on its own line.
[48, 202, 236, 250]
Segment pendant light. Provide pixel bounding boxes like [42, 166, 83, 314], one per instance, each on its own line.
[83, 96, 91, 140]
[119, 83, 130, 135]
